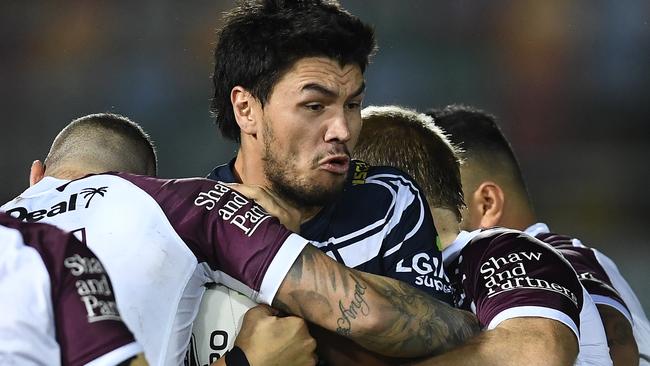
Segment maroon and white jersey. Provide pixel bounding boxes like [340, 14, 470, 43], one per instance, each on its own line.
[443, 228, 612, 366]
[2, 174, 308, 366]
[526, 223, 650, 365]
[0, 212, 141, 366]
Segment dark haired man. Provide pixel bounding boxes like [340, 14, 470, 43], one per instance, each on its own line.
[206, 2, 475, 351]
[354, 105, 612, 365]
[4, 113, 477, 366]
[431, 104, 648, 366]
[0, 212, 146, 366]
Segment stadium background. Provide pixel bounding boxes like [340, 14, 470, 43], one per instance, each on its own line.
[1, 1, 648, 311]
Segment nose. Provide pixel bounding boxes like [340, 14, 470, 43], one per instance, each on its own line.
[324, 111, 351, 143]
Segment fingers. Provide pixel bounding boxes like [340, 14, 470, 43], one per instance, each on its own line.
[225, 183, 289, 212]
[224, 182, 301, 232]
[243, 304, 279, 320]
[223, 183, 277, 214]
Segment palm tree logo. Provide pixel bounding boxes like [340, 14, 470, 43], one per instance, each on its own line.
[80, 187, 108, 208]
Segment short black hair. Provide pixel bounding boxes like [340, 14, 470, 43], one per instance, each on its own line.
[211, 0, 376, 142]
[428, 104, 528, 195]
[355, 106, 465, 221]
[46, 113, 158, 176]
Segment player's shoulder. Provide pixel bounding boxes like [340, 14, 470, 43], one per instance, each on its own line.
[336, 160, 426, 220]
[345, 160, 424, 202]
[0, 212, 77, 275]
[78, 172, 231, 208]
[466, 227, 555, 258]
[349, 160, 416, 184]
[0, 211, 71, 247]
[535, 231, 578, 248]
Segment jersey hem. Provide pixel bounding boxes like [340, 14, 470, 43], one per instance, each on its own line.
[258, 233, 309, 305]
[487, 305, 580, 342]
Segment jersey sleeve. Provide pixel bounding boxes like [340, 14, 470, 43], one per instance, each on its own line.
[359, 167, 453, 303]
[460, 231, 584, 339]
[539, 233, 632, 324]
[116, 173, 308, 305]
[0, 225, 61, 365]
[0, 215, 141, 366]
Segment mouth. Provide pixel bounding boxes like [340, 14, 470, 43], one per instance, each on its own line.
[318, 155, 350, 175]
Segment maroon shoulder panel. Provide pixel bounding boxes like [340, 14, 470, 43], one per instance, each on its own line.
[115, 173, 293, 292]
[455, 230, 583, 329]
[537, 232, 629, 313]
[0, 212, 135, 366]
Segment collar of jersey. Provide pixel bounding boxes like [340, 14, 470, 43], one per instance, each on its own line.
[523, 222, 550, 237]
[19, 176, 70, 198]
[442, 229, 483, 266]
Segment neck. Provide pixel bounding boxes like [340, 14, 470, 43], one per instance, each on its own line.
[500, 198, 537, 231]
[233, 148, 323, 224]
[429, 207, 461, 250]
[45, 165, 93, 181]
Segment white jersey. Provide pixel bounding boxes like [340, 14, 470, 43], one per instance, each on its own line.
[2, 174, 308, 366]
[526, 223, 650, 365]
[0, 213, 141, 366]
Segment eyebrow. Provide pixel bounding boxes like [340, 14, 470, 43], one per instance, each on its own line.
[301, 81, 366, 99]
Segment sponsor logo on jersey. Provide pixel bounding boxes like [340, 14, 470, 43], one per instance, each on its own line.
[479, 251, 579, 305]
[396, 252, 453, 293]
[194, 183, 272, 236]
[351, 161, 370, 185]
[5, 186, 108, 222]
[64, 253, 122, 323]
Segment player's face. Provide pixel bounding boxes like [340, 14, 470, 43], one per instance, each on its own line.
[260, 57, 365, 207]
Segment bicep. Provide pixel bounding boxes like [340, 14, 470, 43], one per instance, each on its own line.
[410, 317, 578, 366]
[484, 317, 578, 366]
[597, 304, 639, 366]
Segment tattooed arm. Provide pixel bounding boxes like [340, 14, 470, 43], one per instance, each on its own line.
[273, 245, 478, 358]
[597, 304, 639, 366]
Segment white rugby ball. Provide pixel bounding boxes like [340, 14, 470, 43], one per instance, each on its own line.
[185, 284, 256, 366]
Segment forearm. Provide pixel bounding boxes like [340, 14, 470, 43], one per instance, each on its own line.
[406, 318, 578, 366]
[597, 304, 639, 366]
[273, 245, 478, 357]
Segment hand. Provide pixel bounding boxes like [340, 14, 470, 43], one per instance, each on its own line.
[235, 304, 317, 366]
[224, 183, 302, 233]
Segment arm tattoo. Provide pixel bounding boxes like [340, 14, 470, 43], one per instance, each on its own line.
[336, 275, 370, 336]
[273, 244, 478, 357]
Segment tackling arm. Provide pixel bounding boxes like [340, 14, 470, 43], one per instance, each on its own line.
[273, 244, 479, 358]
[597, 304, 639, 366]
[407, 317, 578, 366]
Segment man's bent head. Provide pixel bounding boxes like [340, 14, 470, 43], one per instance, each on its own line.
[43, 113, 157, 180]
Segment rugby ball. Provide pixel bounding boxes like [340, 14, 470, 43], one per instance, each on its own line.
[185, 284, 256, 366]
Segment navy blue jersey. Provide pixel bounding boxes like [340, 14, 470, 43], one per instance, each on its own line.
[208, 159, 453, 304]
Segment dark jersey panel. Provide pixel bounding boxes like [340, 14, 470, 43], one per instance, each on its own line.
[450, 230, 583, 329]
[0, 212, 135, 366]
[208, 159, 453, 304]
[115, 173, 293, 292]
[537, 232, 629, 314]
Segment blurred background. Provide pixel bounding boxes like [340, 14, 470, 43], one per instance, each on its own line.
[1, 1, 648, 309]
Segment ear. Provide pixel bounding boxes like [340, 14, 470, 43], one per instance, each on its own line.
[231, 86, 260, 137]
[471, 181, 505, 228]
[29, 160, 45, 186]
